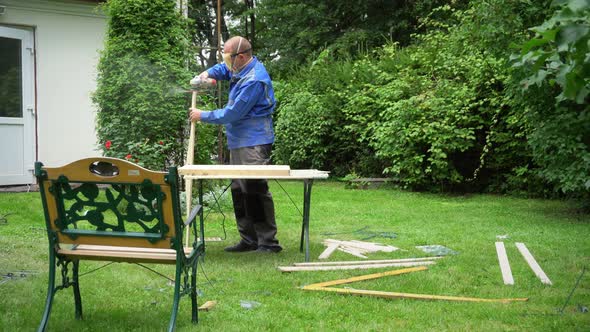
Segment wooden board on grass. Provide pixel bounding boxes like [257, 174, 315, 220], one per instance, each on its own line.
[295, 256, 443, 267]
[495, 242, 514, 285]
[515, 242, 552, 285]
[278, 260, 435, 272]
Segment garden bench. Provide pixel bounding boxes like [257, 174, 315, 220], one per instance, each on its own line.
[35, 157, 205, 332]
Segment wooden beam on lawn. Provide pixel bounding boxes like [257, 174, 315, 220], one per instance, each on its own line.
[278, 261, 435, 272]
[303, 286, 529, 303]
[198, 300, 217, 311]
[318, 243, 339, 260]
[303, 266, 428, 288]
[495, 242, 514, 285]
[337, 246, 368, 259]
[295, 257, 444, 267]
[323, 239, 398, 253]
[515, 242, 552, 285]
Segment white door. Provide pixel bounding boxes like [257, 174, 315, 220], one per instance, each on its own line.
[0, 26, 35, 185]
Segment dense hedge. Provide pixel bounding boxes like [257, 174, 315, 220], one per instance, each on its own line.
[273, 0, 581, 196]
[94, 0, 216, 170]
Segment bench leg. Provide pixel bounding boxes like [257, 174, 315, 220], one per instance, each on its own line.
[73, 260, 83, 320]
[191, 261, 198, 324]
[38, 250, 57, 332]
[168, 263, 183, 332]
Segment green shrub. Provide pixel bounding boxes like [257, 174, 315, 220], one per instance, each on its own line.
[93, 0, 216, 171]
[273, 51, 385, 176]
[274, 0, 554, 194]
[513, 0, 590, 194]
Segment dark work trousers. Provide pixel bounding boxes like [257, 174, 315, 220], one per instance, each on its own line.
[229, 144, 281, 249]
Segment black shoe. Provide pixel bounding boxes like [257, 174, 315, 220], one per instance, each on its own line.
[224, 242, 258, 252]
[255, 245, 283, 253]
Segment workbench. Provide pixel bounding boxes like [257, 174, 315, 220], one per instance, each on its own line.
[179, 165, 329, 262]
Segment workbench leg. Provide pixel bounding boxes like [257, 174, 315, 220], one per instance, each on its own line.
[299, 180, 314, 262]
[191, 262, 198, 324]
[199, 180, 205, 261]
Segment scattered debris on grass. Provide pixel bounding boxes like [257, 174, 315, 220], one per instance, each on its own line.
[240, 300, 261, 310]
[319, 239, 399, 260]
[0, 271, 38, 284]
[0, 212, 12, 225]
[416, 245, 458, 256]
[198, 300, 217, 311]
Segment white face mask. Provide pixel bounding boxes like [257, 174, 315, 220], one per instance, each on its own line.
[223, 53, 233, 71]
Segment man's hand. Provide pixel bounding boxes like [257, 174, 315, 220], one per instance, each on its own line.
[189, 108, 202, 122]
[198, 71, 209, 80]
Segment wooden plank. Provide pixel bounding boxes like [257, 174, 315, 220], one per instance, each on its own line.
[318, 243, 339, 260]
[303, 286, 528, 303]
[179, 165, 290, 177]
[338, 245, 370, 254]
[324, 239, 398, 253]
[288, 170, 330, 179]
[278, 261, 435, 272]
[198, 300, 217, 311]
[55, 233, 173, 249]
[337, 246, 369, 259]
[74, 245, 191, 255]
[495, 242, 514, 285]
[295, 256, 444, 267]
[515, 242, 552, 285]
[349, 240, 398, 252]
[57, 245, 196, 264]
[58, 248, 178, 264]
[182, 169, 330, 180]
[304, 266, 428, 288]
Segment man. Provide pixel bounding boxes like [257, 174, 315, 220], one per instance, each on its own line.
[189, 36, 282, 253]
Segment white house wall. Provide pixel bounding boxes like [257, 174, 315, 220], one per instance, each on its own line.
[0, 0, 106, 170]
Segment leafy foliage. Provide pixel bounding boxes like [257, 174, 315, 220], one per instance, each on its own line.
[94, 0, 217, 170]
[513, 0, 590, 194]
[255, 0, 468, 75]
[515, 0, 590, 104]
[273, 1, 558, 194]
[273, 53, 384, 176]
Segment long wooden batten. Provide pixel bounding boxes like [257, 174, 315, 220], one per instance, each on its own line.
[179, 165, 329, 179]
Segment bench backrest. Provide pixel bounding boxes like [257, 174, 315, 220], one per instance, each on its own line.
[35, 158, 183, 250]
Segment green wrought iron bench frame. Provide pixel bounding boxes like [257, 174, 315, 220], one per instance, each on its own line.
[35, 157, 205, 332]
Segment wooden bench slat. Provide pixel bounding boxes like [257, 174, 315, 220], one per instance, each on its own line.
[57, 246, 195, 264]
[74, 244, 193, 254]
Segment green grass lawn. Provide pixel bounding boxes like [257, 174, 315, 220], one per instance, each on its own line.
[1, 181, 589, 331]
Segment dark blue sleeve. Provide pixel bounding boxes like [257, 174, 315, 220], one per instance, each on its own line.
[200, 82, 263, 124]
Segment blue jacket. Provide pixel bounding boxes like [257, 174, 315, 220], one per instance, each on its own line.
[201, 57, 276, 150]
